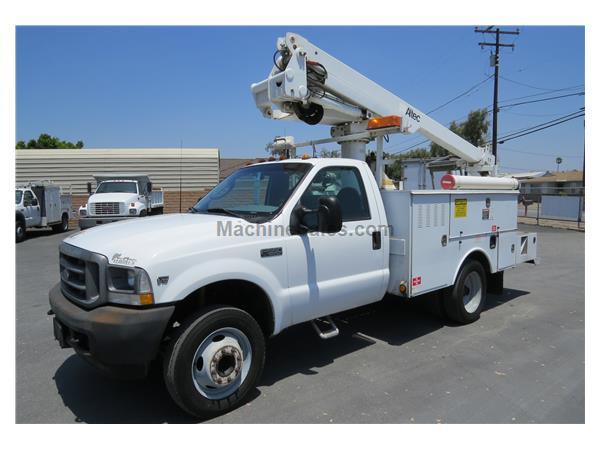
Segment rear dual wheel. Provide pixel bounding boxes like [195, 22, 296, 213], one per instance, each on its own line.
[52, 213, 69, 233]
[163, 306, 265, 418]
[443, 260, 487, 324]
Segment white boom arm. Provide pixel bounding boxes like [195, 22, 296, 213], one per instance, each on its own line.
[251, 32, 495, 170]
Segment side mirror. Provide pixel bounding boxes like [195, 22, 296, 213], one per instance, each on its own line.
[290, 204, 311, 235]
[146, 182, 152, 193]
[290, 196, 342, 235]
[31, 198, 38, 207]
[87, 182, 92, 195]
[317, 196, 342, 233]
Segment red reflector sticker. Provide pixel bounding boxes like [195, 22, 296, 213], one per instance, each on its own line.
[412, 276, 422, 287]
[492, 225, 497, 232]
[441, 174, 455, 190]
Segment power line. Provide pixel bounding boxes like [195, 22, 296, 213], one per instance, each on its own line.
[497, 84, 584, 105]
[498, 92, 584, 109]
[503, 109, 580, 118]
[498, 113, 584, 144]
[384, 75, 493, 151]
[385, 81, 583, 155]
[426, 75, 493, 115]
[499, 76, 579, 92]
[495, 110, 584, 141]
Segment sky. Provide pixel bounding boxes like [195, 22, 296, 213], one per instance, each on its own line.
[16, 26, 585, 173]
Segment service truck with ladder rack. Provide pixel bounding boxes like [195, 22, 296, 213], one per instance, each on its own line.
[49, 32, 537, 418]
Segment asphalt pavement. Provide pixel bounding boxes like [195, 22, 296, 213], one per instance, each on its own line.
[16, 224, 584, 423]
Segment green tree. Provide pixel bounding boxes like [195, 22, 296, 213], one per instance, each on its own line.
[430, 109, 489, 157]
[16, 133, 84, 149]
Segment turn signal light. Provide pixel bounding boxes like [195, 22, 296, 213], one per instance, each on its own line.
[139, 293, 154, 305]
[367, 115, 402, 130]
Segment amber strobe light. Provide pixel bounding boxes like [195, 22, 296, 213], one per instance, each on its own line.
[367, 115, 402, 130]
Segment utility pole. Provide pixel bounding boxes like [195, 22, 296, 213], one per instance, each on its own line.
[475, 26, 520, 163]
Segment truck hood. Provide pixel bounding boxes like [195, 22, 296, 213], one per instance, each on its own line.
[64, 213, 243, 267]
[88, 192, 139, 204]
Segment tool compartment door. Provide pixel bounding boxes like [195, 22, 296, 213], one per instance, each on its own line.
[410, 193, 453, 295]
[498, 230, 517, 270]
[45, 186, 62, 223]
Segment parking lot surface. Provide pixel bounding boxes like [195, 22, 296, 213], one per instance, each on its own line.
[16, 224, 584, 423]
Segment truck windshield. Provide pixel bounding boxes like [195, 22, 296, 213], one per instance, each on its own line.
[15, 190, 23, 204]
[191, 162, 311, 222]
[95, 181, 138, 194]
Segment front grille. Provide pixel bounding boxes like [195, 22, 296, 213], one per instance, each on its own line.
[90, 202, 122, 216]
[59, 243, 107, 307]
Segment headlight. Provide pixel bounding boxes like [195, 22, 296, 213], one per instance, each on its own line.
[107, 266, 154, 306]
[79, 205, 87, 216]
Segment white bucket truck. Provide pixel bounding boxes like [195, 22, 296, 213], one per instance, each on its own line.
[16, 182, 71, 242]
[49, 33, 537, 418]
[78, 174, 164, 229]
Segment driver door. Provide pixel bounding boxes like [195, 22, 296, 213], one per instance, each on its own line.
[23, 190, 40, 226]
[286, 165, 386, 324]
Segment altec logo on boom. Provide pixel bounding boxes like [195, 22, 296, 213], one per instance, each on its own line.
[405, 107, 421, 122]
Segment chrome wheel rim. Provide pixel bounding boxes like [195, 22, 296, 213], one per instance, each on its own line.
[463, 271, 483, 313]
[16, 222, 24, 238]
[191, 327, 252, 400]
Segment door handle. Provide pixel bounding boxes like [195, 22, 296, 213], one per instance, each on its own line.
[372, 231, 381, 250]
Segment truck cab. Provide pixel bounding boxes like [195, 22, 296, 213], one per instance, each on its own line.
[79, 174, 164, 229]
[15, 188, 41, 228]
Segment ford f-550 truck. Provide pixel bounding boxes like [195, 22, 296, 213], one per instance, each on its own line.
[49, 32, 537, 418]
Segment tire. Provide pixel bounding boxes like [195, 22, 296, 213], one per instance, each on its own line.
[52, 213, 69, 233]
[16, 219, 26, 243]
[163, 306, 265, 418]
[139, 210, 147, 217]
[443, 259, 487, 324]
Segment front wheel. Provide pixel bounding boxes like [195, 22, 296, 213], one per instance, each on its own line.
[443, 260, 487, 324]
[16, 219, 26, 242]
[163, 306, 265, 418]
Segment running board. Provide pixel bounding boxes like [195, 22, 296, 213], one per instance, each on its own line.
[311, 316, 339, 339]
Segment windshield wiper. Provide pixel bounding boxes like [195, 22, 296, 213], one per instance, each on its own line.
[206, 207, 247, 219]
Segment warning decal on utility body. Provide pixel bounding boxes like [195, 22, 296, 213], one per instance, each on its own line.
[454, 198, 467, 218]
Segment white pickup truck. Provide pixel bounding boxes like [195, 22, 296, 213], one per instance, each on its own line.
[16, 182, 71, 242]
[78, 174, 164, 229]
[49, 32, 537, 418]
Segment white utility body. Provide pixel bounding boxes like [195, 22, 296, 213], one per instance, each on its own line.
[49, 32, 537, 418]
[15, 181, 72, 242]
[78, 173, 164, 229]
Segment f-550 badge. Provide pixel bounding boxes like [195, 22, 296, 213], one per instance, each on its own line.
[111, 253, 137, 266]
